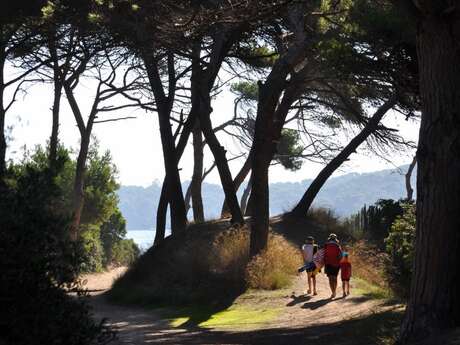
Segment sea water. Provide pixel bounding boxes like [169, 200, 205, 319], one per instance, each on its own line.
[126, 229, 171, 252]
[125, 230, 155, 252]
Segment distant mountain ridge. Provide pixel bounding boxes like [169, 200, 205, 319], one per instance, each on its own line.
[118, 165, 415, 230]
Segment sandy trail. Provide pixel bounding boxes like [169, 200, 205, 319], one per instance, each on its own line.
[84, 268, 393, 344]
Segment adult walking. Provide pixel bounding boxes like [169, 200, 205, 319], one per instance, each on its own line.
[323, 233, 342, 298]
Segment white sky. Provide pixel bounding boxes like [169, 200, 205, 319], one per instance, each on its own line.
[5, 70, 420, 187]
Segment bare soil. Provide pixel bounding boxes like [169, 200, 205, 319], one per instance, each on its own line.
[85, 267, 399, 344]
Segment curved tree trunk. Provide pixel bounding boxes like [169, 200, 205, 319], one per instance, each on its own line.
[240, 177, 252, 214]
[197, 87, 244, 224]
[191, 120, 204, 222]
[70, 132, 90, 242]
[154, 181, 168, 245]
[399, 8, 460, 343]
[154, 109, 198, 243]
[291, 94, 398, 217]
[221, 150, 252, 217]
[144, 56, 187, 235]
[405, 155, 416, 201]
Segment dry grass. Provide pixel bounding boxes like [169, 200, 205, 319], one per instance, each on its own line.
[345, 240, 390, 291]
[246, 233, 303, 290]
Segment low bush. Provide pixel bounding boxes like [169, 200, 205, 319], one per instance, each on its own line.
[111, 239, 140, 266]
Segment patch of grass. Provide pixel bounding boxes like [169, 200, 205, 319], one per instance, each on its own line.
[353, 277, 393, 300]
[164, 304, 283, 330]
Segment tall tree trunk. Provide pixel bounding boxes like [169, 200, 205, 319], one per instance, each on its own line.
[144, 57, 187, 235]
[249, 81, 303, 256]
[157, 104, 187, 234]
[154, 109, 198, 243]
[49, 77, 62, 167]
[191, 121, 205, 222]
[405, 155, 416, 201]
[197, 87, 244, 224]
[291, 95, 398, 217]
[0, 51, 6, 179]
[399, 9, 460, 343]
[240, 177, 252, 214]
[48, 36, 62, 168]
[70, 132, 90, 241]
[249, 82, 279, 256]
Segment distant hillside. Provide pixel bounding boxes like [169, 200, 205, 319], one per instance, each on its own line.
[118, 165, 415, 230]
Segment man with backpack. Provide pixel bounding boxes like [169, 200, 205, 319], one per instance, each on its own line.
[323, 233, 342, 299]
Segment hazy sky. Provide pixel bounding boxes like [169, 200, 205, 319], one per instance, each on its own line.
[6, 69, 419, 187]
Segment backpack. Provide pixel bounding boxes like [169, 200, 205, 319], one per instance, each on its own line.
[324, 242, 342, 267]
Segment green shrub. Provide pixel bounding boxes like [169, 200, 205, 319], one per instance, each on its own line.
[0, 153, 111, 345]
[112, 239, 140, 266]
[81, 225, 105, 272]
[384, 202, 416, 298]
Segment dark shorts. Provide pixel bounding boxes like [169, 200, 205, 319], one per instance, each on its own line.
[341, 278, 350, 282]
[325, 264, 340, 277]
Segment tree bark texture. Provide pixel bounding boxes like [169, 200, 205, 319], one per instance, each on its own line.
[191, 120, 205, 222]
[399, 8, 460, 342]
[291, 94, 398, 217]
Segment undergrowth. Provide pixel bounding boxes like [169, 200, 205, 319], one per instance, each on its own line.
[109, 222, 301, 306]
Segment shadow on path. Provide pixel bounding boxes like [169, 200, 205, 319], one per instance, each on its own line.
[286, 294, 312, 307]
[301, 296, 345, 310]
[137, 308, 403, 345]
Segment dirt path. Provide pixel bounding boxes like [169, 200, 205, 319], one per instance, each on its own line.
[85, 268, 396, 344]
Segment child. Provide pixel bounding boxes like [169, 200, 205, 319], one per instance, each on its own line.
[300, 236, 318, 295]
[340, 252, 352, 297]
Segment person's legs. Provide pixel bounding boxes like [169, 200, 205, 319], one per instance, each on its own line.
[307, 272, 312, 294]
[328, 276, 335, 298]
[346, 281, 350, 295]
[342, 280, 346, 297]
[312, 274, 317, 295]
[331, 276, 337, 297]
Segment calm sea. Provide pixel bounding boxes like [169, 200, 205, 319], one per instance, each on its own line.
[126, 230, 155, 252]
[126, 229, 171, 252]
